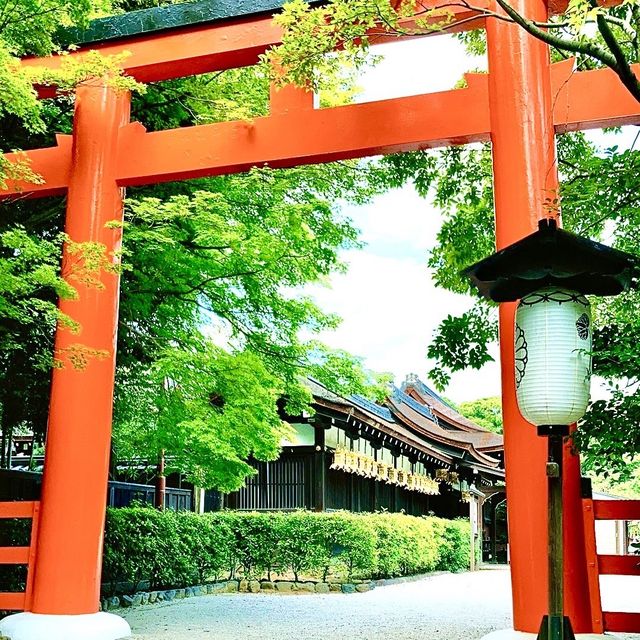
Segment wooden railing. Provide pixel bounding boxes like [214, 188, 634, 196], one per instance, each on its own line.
[0, 501, 40, 611]
[583, 498, 640, 634]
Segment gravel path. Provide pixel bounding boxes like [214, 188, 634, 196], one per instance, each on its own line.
[124, 568, 640, 640]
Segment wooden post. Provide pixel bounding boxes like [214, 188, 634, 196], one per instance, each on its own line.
[155, 449, 166, 510]
[486, 0, 593, 631]
[314, 427, 326, 512]
[30, 82, 130, 615]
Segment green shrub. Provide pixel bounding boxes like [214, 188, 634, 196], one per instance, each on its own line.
[323, 512, 378, 580]
[435, 518, 471, 572]
[178, 512, 235, 583]
[232, 512, 282, 580]
[101, 507, 470, 594]
[103, 506, 197, 593]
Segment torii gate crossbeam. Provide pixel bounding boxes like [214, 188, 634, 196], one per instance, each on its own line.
[0, 1, 638, 638]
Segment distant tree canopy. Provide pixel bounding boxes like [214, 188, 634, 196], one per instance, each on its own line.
[458, 397, 503, 434]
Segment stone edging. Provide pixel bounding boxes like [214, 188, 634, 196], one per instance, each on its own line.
[100, 571, 450, 611]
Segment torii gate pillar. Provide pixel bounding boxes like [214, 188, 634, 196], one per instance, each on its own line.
[0, 82, 133, 640]
[486, 0, 594, 635]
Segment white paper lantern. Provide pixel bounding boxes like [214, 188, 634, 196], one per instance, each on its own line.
[515, 287, 592, 426]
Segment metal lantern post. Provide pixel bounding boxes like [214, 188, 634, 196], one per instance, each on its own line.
[463, 217, 640, 640]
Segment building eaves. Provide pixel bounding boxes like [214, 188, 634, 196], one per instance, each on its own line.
[387, 393, 500, 468]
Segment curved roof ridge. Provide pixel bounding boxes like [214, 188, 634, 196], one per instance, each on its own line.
[403, 375, 490, 433]
[387, 395, 501, 467]
[393, 388, 437, 422]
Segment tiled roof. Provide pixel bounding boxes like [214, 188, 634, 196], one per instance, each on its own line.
[403, 376, 497, 436]
[303, 376, 503, 472]
[350, 394, 394, 422]
[387, 394, 501, 467]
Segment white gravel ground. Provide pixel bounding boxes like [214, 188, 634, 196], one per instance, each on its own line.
[124, 567, 640, 640]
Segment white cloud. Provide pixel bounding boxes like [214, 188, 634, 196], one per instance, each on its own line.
[354, 35, 486, 103]
[305, 184, 502, 404]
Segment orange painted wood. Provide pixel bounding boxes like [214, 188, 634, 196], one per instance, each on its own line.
[582, 499, 604, 633]
[0, 137, 72, 199]
[29, 84, 130, 617]
[0, 85, 489, 197]
[0, 593, 27, 610]
[593, 499, 640, 521]
[22, 2, 484, 91]
[485, 0, 597, 629]
[23, 502, 40, 610]
[31, 82, 130, 615]
[26, 16, 280, 98]
[552, 61, 640, 131]
[0, 502, 38, 519]
[0, 547, 30, 564]
[598, 554, 640, 575]
[19, 0, 621, 90]
[2, 61, 640, 201]
[603, 612, 640, 633]
[269, 83, 314, 116]
[115, 80, 491, 187]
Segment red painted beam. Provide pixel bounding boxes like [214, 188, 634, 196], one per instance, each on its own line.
[551, 61, 640, 132]
[22, 2, 483, 93]
[598, 554, 640, 576]
[0, 547, 30, 565]
[0, 502, 38, 519]
[604, 612, 640, 633]
[593, 499, 640, 521]
[3, 63, 640, 199]
[115, 77, 491, 186]
[0, 593, 27, 611]
[0, 78, 491, 197]
[24, 15, 281, 97]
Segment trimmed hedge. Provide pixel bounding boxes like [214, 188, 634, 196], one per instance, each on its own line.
[102, 508, 470, 594]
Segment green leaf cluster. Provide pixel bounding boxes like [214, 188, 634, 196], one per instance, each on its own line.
[0, 56, 392, 488]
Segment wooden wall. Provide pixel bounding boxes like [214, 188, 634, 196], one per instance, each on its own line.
[224, 448, 464, 520]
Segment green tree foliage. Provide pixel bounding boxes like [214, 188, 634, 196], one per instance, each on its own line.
[589, 465, 640, 498]
[0, 59, 388, 488]
[267, 0, 640, 104]
[114, 343, 294, 492]
[378, 134, 640, 479]
[305, 341, 393, 403]
[458, 397, 503, 433]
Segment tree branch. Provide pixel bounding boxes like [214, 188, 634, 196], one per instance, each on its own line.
[590, 0, 640, 102]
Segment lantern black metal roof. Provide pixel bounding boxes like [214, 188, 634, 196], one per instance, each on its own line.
[462, 218, 640, 302]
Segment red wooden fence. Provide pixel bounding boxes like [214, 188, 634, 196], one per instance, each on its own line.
[0, 501, 40, 611]
[583, 498, 640, 633]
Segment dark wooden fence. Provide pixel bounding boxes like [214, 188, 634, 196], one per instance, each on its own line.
[0, 470, 192, 511]
[107, 481, 192, 511]
[225, 452, 312, 510]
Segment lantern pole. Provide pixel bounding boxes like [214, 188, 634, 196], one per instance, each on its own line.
[537, 426, 576, 640]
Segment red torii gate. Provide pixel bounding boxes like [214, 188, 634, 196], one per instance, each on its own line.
[0, 0, 638, 638]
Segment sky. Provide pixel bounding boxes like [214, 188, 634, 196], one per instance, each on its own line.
[299, 34, 638, 404]
[304, 35, 492, 404]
